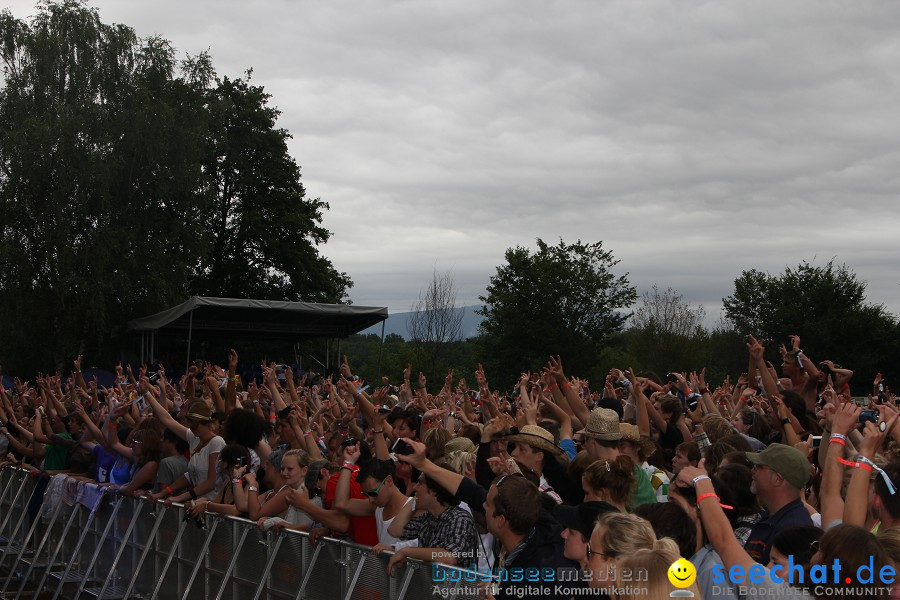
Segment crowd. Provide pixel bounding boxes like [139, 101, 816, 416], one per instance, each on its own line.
[1, 334, 899, 600]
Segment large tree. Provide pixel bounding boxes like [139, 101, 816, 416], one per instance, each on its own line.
[0, 1, 350, 372]
[722, 260, 900, 392]
[476, 239, 636, 384]
[192, 74, 350, 302]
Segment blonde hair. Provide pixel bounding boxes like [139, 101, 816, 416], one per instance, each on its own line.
[422, 427, 453, 461]
[282, 449, 311, 468]
[617, 548, 700, 600]
[444, 450, 475, 476]
[594, 512, 679, 559]
[877, 527, 900, 563]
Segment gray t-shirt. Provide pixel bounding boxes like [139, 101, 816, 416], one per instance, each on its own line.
[157, 454, 188, 491]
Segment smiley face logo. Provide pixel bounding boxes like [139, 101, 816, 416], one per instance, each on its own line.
[667, 557, 697, 588]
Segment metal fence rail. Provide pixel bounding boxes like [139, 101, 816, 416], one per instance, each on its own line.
[0, 467, 484, 600]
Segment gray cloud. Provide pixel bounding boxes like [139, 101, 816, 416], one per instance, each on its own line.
[7, 0, 900, 320]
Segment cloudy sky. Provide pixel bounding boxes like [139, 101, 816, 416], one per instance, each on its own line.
[9, 1, 900, 322]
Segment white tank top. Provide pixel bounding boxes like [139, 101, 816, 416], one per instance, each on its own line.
[376, 496, 414, 545]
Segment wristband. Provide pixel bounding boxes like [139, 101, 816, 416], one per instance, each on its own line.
[248, 486, 258, 492]
[232, 478, 242, 485]
[691, 474, 710, 487]
[561, 382, 571, 390]
[164, 486, 174, 496]
[829, 437, 846, 447]
[545, 384, 557, 393]
[838, 457, 873, 472]
[781, 418, 791, 426]
[697, 492, 733, 510]
[373, 429, 384, 434]
[699, 387, 709, 394]
[343, 461, 355, 468]
[829, 433, 847, 442]
[304, 430, 313, 436]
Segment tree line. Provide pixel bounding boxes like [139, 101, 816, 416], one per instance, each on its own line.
[0, 2, 350, 372]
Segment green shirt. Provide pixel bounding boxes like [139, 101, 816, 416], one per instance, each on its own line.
[629, 463, 658, 509]
[43, 432, 73, 471]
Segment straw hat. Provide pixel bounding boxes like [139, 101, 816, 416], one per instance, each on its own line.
[186, 400, 213, 422]
[576, 408, 623, 441]
[501, 425, 564, 456]
[444, 437, 477, 454]
[619, 422, 656, 458]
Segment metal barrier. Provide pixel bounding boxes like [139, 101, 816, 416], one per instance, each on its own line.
[0, 467, 484, 599]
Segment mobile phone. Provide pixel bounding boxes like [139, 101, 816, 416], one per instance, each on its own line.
[859, 410, 879, 424]
[235, 456, 246, 467]
[811, 436, 822, 448]
[377, 406, 392, 414]
[688, 398, 699, 412]
[667, 373, 679, 383]
[391, 438, 414, 456]
[341, 437, 359, 448]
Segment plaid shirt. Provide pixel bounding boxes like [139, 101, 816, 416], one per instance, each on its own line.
[402, 505, 478, 566]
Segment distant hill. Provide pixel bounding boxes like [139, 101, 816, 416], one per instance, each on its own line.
[359, 305, 483, 340]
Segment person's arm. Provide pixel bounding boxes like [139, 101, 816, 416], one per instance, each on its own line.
[772, 397, 801, 447]
[819, 403, 856, 527]
[822, 360, 853, 390]
[2, 425, 37, 458]
[106, 420, 136, 461]
[333, 444, 376, 517]
[190, 496, 241, 518]
[147, 373, 189, 441]
[844, 414, 896, 527]
[207, 374, 225, 414]
[263, 364, 288, 412]
[74, 400, 110, 449]
[397, 438, 464, 496]
[387, 499, 416, 538]
[32, 408, 52, 444]
[287, 491, 350, 532]
[224, 349, 238, 412]
[118, 461, 158, 496]
[677, 464, 758, 575]
[748, 335, 780, 400]
[546, 356, 589, 429]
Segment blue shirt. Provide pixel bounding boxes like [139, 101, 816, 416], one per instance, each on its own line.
[744, 498, 813, 564]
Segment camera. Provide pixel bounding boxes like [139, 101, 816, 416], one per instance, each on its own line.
[391, 438, 414, 456]
[377, 406, 392, 414]
[859, 410, 879, 424]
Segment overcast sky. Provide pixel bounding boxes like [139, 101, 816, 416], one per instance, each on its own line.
[9, 1, 900, 323]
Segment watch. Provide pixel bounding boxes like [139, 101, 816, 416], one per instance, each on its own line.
[781, 418, 791, 426]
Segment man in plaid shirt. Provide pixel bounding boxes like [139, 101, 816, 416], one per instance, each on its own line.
[376, 472, 478, 575]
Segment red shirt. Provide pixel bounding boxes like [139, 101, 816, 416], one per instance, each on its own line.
[324, 470, 378, 547]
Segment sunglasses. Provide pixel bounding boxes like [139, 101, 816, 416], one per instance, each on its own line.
[362, 477, 388, 498]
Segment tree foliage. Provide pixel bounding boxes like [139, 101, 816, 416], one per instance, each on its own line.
[0, 1, 350, 372]
[723, 260, 900, 392]
[476, 239, 636, 384]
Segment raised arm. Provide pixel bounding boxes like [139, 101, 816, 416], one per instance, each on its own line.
[146, 373, 189, 441]
[546, 356, 589, 429]
[333, 444, 376, 517]
[224, 349, 239, 412]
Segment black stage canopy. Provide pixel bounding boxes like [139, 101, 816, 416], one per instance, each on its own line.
[127, 296, 388, 368]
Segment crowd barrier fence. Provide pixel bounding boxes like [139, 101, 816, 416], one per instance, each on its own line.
[0, 466, 483, 600]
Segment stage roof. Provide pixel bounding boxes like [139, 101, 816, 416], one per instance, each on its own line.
[127, 296, 388, 339]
